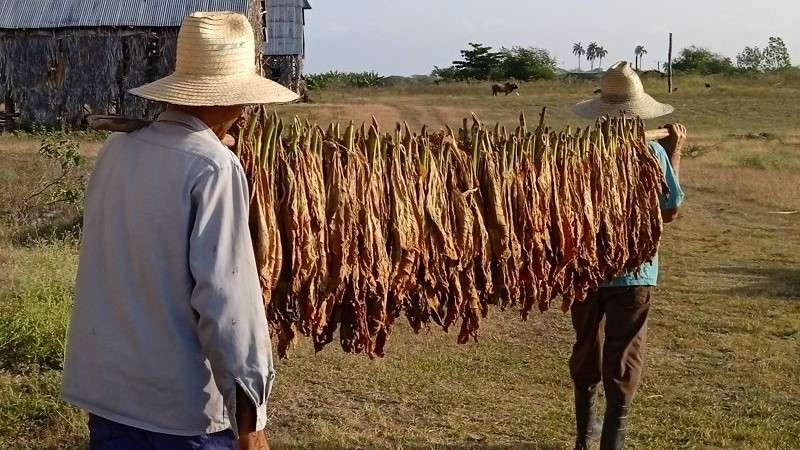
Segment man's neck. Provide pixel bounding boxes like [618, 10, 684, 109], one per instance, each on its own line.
[168, 105, 217, 129]
[167, 104, 244, 140]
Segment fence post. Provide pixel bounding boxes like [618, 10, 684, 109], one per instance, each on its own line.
[668, 33, 673, 93]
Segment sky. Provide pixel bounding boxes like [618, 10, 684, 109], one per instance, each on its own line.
[301, 0, 800, 76]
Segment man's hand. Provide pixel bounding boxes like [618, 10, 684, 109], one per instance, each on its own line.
[657, 123, 687, 159]
[237, 430, 270, 450]
[235, 385, 270, 449]
[658, 123, 685, 179]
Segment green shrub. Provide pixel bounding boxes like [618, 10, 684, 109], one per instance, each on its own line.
[306, 71, 385, 90]
[12, 133, 88, 226]
[0, 281, 73, 371]
[733, 151, 799, 171]
[0, 241, 78, 372]
[0, 369, 86, 449]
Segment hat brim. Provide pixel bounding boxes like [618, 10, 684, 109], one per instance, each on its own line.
[572, 93, 674, 120]
[129, 73, 300, 106]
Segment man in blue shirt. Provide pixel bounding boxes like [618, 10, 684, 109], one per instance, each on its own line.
[569, 61, 686, 450]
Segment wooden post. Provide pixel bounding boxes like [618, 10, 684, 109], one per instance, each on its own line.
[248, 0, 265, 75]
[667, 33, 673, 93]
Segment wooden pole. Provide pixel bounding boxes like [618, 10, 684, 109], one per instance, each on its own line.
[645, 129, 670, 141]
[87, 115, 236, 147]
[668, 33, 673, 93]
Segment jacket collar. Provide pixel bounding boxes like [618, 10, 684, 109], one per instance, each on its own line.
[156, 110, 220, 142]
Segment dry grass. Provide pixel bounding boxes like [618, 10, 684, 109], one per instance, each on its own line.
[1, 75, 799, 449]
[261, 186, 800, 450]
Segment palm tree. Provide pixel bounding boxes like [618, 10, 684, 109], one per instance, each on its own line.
[586, 42, 598, 70]
[572, 42, 585, 70]
[596, 46, 608, 69]
[638, 47, 647, 70]
[634, 45, 647, 70]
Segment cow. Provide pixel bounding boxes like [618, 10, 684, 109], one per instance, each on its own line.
[491, 82, 519, 96]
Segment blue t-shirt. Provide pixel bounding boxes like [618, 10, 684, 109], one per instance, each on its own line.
[601, 141, 684, 287]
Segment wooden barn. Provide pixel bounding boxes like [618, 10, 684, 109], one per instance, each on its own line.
[0, 0, 264, 130]
[264, 0, 310, 96]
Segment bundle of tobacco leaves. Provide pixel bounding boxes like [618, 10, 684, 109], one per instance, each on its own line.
[232, 108, 666, 358]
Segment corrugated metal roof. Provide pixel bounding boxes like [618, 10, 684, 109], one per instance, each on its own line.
[264, 0, 306, 56]
[0, 0, 251, 29]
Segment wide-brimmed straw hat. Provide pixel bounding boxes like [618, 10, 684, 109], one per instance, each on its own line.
[129, 11, 299, 106]
[572, 61, 673, 119]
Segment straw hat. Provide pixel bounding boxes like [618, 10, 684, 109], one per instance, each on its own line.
[572, 61, 673, 119]
[129, 11, 299, 106]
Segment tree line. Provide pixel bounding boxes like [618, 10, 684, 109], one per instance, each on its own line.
[668, 37, 791, 75]
[432, 43, 557, 82]
[431, 37, 793, 82]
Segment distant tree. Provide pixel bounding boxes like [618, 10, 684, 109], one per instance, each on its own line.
[737, 37, 791, 72]
[764, 36, 791, 70]
[596, 46, 608, 69]
[586, 42, 598, 70]
[634, 45, 647, 70]
[572, 42, 585, 70]
[498, 46, 557, 81]
[451, 42, 502, 80]
[432, 42, 555, 81]
[736, 46, 765, 71]
[431, 65, 460, 81]
[672, 45, 734, 74]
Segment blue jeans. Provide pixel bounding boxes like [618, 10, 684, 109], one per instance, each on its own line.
[88, 414, 236, 450]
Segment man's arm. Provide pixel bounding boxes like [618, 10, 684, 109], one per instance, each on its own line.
[188, 163, 274, 442]
[662, 207, 680, 223]
[657, 123, 685, 181]
[657, 123, 687, 223]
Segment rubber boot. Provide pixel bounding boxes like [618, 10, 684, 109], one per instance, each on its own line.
[599, 404, 629, 450]
[573, 385, 602, 450]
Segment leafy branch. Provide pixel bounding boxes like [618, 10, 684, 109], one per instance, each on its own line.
[16, 134, 87, 220]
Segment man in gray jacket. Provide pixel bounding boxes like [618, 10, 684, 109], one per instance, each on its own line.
[61, 11, 297, 450]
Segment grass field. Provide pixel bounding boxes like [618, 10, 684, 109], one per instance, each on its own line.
[1, 74, 799, 450]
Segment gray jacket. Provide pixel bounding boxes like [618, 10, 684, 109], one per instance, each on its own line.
[61, 110, 274, 436]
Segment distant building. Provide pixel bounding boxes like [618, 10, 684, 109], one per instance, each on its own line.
[0, 0, 264, 129]
[263, 0, 310, 96]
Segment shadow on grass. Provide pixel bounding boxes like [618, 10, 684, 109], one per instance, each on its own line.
[2, 437, 87, 450]
[5, 436, 570, 450]
[706, 266, 800, 299]
[10, 213, 82, 246]
[16, 438, 566, 450]
[273, 443, 564, 450]
[39, 442, 86, 450]
[405, 445, 563, 450]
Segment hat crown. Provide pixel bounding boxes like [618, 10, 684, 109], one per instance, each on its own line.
[128, 10, 300, 106]
[571, 60, 673, 119]
[174, 11, 256, 78]
[599, 61, 644, 103]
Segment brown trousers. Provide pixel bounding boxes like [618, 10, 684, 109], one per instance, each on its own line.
[569, 286, 652, 406]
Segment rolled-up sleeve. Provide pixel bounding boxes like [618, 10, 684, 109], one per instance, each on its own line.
[188, 163, 274, 436]
[649, 141, 685, 210]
